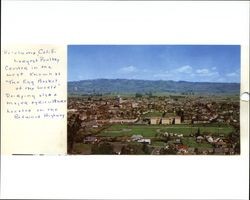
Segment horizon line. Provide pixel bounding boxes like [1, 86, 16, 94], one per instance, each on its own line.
[68, 78, 240, 84]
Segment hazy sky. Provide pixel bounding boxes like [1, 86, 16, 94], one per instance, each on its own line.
[68, 45, 240, 83]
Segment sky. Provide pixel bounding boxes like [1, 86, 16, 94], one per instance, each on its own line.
[68, 45, 240, 83]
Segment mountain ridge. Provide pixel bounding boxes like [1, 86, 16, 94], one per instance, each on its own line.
[68, 79, 240, 95]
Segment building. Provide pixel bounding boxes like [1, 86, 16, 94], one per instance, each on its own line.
[150, 117, 161, 124]
[83, 136, 98, 144]
[175, 116, 181, 124]
[131, 135, 143, 141]
[161, 117, 174, 124]
[137, 138, 151, 145]
[68, 109, 77, 113]
[80, 112, 87, 120]
[161, 115, 181, 125]
[196, 136, 204, 143]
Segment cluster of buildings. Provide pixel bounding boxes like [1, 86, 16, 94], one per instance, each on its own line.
[146, 114, 181, 125]
[68, 95, 239, 126]
[168, 134, 236, 155]
[68, 94, 240, 155]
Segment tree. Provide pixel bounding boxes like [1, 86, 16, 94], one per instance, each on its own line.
[91, 142, 114, 154]
[176, 109, 184, 122]
[121, 145, 131, 154]
[68, 114, 82, 153]
[121, 144, 144, 155]
[142, 143, 150, 154]
[160, 146, 177, 155]
[194, 148, 199, 155]
[147, 91, 153, 98]
[135, 93, 142, 98]
[74, 133, 85, 143]
[195, 128, 201, 137]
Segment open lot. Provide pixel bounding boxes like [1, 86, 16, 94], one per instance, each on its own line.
[98, 124, 234, 137]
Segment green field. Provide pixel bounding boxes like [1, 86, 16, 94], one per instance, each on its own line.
[182, 137, 213, 148]
[151, 141, 166, 146]
[99, 124, 234, 137]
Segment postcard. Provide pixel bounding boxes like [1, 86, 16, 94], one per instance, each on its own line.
[1, 1, 249, 199]
[2, 44, 244, 155]
[67, 45, 241, 155]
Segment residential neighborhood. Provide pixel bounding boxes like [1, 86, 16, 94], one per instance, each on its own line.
[67, 94, 240, 155]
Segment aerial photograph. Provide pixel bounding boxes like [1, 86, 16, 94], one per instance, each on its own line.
[67, 45, 240, 155]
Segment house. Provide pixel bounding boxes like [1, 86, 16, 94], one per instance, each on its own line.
[175, 116, 181, 124]
[137, 138, 151, 145]
[174, 138, 181, 144]
[83, 136, 98, 144]
[131, 135, 143, 141]
[131, 102, 139, 108]
[214, 138, 221, 143]
[176, 145, 188, 154]
[206, 136, 214, 143]
[161, 117, 174, 124]
[197, 147, 213, 155]
[228, 148, 235, 155]
[161, 114, 181, 125]
[79, 112, 87, 120]
[162, 132, 169, 137]
[188, 147, 195, 154]
[214, 148, 225, 155]
[214, 141, 227, 148]
[68, 109, 77, 113]
[196, 136, 204, 142]
[150, 117, 161, 125]
[196, 136, 204, 143]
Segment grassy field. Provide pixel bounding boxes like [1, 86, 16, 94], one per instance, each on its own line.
[99, 124, 234, 137]
[151, 141, 166, 146]
[182, 137, 213, 148]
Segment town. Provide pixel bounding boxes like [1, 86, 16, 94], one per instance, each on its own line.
[67, 93, 240, 155]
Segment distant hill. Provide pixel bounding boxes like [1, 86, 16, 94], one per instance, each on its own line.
[68, 79, 240, 95]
